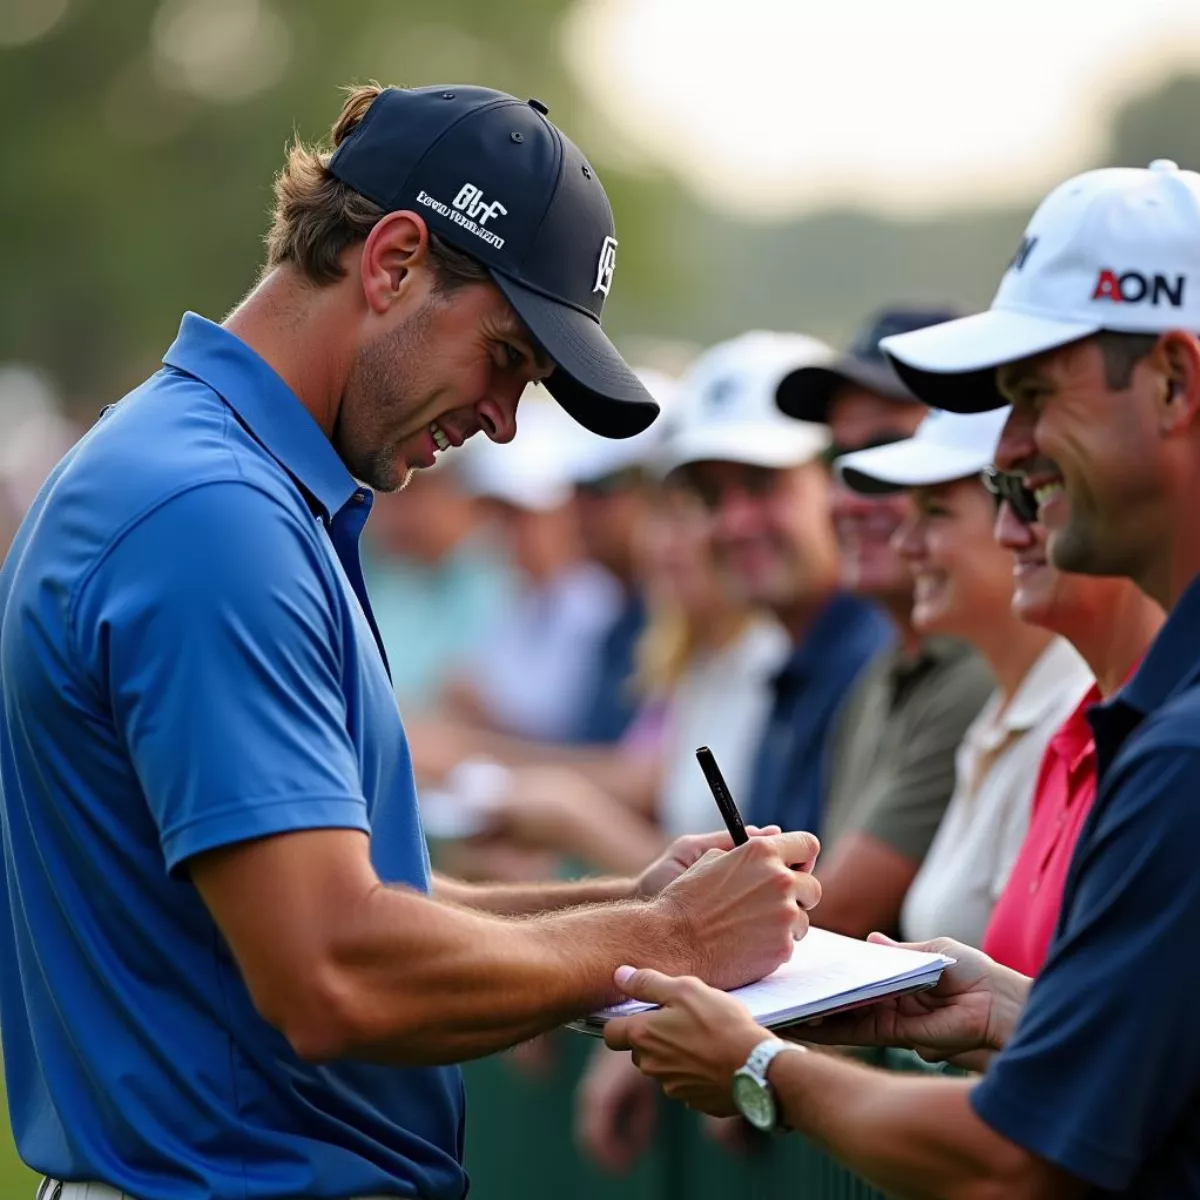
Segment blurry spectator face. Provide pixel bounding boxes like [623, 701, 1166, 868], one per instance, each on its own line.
[826, 388, 926, 599]
[995, 335, 1165, 581]
[685, 459, 838, 611]
[991, 479, 1146, 635]
[486, 498, 582, 582]
[574, 469, 649, 583]
[892, 478, 1015, 637]
[634, 484, 722, 618]
[337, 263, 553, 492]
[366, 468, 479, 564]
[991, 488, 1080, 627]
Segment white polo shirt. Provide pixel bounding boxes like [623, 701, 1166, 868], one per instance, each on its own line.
[900, 636, 1094, 948]
[657, 616, 791, 839]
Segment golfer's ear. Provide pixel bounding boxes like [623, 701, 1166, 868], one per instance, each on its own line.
[360, 211, 430, 315]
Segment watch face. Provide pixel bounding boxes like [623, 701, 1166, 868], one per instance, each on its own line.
[732, 1071, 776, 1131]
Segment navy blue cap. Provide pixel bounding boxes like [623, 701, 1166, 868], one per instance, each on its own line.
[775, 305, 963, 424]
[328, 85, 658, 440]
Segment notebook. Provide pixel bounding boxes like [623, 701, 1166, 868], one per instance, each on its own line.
[570, 927, 954, 1037]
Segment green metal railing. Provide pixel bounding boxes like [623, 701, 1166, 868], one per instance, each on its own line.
[463, 1033, 890, 1200]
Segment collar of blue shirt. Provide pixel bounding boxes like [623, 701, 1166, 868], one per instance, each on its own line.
[1090, 570, 1200, 774]
[162, 312, 360, 523]
[772, 591, 892, 690]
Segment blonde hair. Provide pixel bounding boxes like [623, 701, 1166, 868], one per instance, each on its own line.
[264, 83, 489, 289]
[632, 602, 753, 699]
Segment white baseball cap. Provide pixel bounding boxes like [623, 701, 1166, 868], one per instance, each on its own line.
[458, 397, 585, 511]
[835, 407, 1012, 494]
[880, 159, 1200, 412]
[658, 331, 834, 476]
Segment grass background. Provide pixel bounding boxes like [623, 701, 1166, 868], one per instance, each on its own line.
[0, 1087, 36, 1193]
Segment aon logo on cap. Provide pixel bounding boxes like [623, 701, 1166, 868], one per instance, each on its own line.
[1092, 268, 1186, 307]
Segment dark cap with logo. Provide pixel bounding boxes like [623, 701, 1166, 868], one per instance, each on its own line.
[328, 84, 657, 439]
[775, 305, 963, 424]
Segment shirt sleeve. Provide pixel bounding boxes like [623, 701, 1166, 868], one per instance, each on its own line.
[73, 480, 370, 874]
[971, 739, 1200, 1190]
[859, 659, 994, 861]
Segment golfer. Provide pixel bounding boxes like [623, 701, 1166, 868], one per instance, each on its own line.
[0, 84, 819, 1200]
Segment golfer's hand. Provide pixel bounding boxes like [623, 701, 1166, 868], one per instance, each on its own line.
[635, 825, 782, 898]
[653, 831, 820, 990]
[796, 934, 1028, 1059]
[604, 969, 766, 1116]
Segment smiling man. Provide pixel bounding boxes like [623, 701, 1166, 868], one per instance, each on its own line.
[0, 85, 825, 1200]
[605, 160, 1200, 1199]
[775, 307, 994, 939]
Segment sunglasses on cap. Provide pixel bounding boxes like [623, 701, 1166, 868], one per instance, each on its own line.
[981, 467, 1039, 524]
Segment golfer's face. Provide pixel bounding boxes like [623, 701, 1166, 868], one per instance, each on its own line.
[996, 339, 1163, 580]
[343, 279, 554, 491]
[395, 284, 553, 470]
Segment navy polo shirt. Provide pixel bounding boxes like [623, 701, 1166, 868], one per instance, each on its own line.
[972, 573, 1200, 1196]
[573, 592, 646, 744]
[747, 592, 893, 836]
[0, 314, 465, 1199]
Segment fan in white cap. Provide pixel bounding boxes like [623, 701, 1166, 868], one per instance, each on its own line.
[658, 332, 834, 477]
[880, 160, 1200, 412]
[834, 408, 1011, 493]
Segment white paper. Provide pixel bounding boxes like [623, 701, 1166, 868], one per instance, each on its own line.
[585, 928, 954, 1029]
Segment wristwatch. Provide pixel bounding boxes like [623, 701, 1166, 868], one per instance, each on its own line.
[731, 1038, 806, 1131]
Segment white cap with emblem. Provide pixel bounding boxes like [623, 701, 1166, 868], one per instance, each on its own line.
[879, 159, 1200, 413]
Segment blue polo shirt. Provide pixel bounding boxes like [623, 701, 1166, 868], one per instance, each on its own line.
[747, 592, 892, 835]
[972, 573, 1200, 1196]
[0, 314, 465, 1199]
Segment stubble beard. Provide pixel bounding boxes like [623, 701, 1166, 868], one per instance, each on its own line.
[334, 305, 434, 494]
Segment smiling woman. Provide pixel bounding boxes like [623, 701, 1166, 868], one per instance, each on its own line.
[835, 409, 1094, 948]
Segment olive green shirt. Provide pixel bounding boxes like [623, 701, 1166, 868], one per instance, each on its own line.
[819, 637, 995, 864]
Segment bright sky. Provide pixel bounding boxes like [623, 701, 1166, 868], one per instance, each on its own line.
[562, 0, 1200, 219]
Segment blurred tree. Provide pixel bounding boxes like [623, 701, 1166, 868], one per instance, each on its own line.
[0, 0, 682, 412]
[2, 0, 1199, 411]
[1106, 74, 1200, 169]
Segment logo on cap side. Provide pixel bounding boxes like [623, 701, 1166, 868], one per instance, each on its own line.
[1092, 268, 1185, 307]
[593, 236, 618, 297]
[1008, 235, 1038, 272]
[416, 186, 507, 251]
[452, 183, 508, 227]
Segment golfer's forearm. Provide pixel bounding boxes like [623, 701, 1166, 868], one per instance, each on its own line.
[435, 871, 637, 914]
[771, 1053, 1027, 1200]
[299, 889, 683, 1066]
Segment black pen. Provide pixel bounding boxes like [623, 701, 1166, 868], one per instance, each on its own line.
[696, 746, 749, 846]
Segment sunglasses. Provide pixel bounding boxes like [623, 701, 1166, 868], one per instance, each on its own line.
[981, 467, 1039, 524]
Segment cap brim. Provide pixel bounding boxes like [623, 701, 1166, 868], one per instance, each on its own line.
[776, 357, 916, 423]
[835, 440, 991, 494]
[880, 309, 1099, 413]
[658, 420, 830, 478]
[492, 273, 660, 439]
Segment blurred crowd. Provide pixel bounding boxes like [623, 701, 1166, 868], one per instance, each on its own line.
[323, 302, 1161, 1174]
[0, 298, 1167, 1186]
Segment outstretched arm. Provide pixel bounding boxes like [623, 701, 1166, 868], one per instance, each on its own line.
[605, 971, 1079, 1200]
